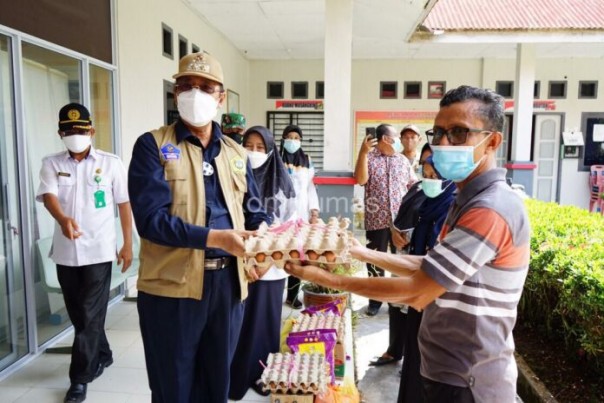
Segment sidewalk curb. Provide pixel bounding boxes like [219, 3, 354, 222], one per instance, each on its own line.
[516, 352, 558, 403]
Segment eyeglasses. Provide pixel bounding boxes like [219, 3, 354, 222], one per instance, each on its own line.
[425, 126, 492, 145]
[175, 83, 222, 95]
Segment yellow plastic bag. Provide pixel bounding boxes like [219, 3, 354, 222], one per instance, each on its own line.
[280, 317, 295, 353]
[315, 377, 360, 403]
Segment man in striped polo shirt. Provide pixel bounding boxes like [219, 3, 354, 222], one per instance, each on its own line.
[286, 85, 530, 402]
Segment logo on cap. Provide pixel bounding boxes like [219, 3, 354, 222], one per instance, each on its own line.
[188, 54, 210, 74]
[67, 109, 81, 121]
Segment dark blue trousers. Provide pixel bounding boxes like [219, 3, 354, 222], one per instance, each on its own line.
[229, 278, 285, 400]
[137, 264, 244, 403]
[57, 261, 112, 384]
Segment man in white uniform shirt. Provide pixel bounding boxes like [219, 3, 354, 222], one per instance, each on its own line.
[36, 103, 132, 403]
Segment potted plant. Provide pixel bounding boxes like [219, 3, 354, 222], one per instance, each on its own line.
[301, 262, 359, 309]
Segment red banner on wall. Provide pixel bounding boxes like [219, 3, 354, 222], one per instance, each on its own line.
[275, 100, 324, 110]
[504, 100, 556, 111]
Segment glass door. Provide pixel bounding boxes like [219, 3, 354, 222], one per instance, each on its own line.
[0, 34, 27, 371]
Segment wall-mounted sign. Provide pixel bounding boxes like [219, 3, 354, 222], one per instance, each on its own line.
[275, 100, 324, 110]
[593, 124, 604, 142]
[562, 131, 584, 146]
[504, 100, 556, 111]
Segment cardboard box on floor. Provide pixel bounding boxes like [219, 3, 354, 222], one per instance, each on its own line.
[271, 393, 315, 403]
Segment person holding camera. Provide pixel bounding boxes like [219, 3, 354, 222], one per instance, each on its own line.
[354, 124, 417, 319]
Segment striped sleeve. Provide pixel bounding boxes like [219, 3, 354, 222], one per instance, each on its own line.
[422, 208, 512, 290]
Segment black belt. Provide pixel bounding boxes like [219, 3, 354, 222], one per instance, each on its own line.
[204, 257, 234, 271]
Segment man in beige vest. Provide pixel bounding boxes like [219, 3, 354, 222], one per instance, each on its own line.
[128, 52, 270, 403]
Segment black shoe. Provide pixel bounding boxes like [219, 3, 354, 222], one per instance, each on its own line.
[286, 298, 303, 309]
[64, 383, 87, 403]
[366, 306, 379, 316]
[94, 357, 113, 379]
[369, 355, 398, 366]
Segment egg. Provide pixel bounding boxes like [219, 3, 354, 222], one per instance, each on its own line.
[272, 251, 283, 260]
[289, 250, 300, 259]
[255, 252, 266, 263]
[307, 250, 319, 261]
[323, 251, 337, 262]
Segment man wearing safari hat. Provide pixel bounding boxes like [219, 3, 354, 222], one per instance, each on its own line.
[36, 103, 132, 403]
[128, 52, 270, 402]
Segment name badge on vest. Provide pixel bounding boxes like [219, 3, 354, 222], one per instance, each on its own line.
[94, 190, 106, 208]
[203, 161, 214, 176]
[160, 143, 181, 160]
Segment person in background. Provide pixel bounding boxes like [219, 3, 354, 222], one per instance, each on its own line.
[280, 124, 320, 309]
[400, 124, 422, 175]
[128, 52, 269, 403]
[354, 123, 417, 318]
[221, 112, 246, 144]
[286, 85, 530, 402]
[396, 145, 455, 403]
[229, 126, 296, 399]
[37, 103, 132, 403]
[369, 143, 431, 368]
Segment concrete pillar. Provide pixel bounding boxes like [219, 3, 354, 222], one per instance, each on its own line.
[323, 0, 353, 171]
[506, 43, 537, 194]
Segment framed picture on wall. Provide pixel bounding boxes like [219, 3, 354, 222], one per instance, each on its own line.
[428, 81, 446, 99]
[226, 89, 240, 114]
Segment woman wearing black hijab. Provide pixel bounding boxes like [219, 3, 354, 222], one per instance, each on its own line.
[280, 124, 320, 308]
[229, 126, 296, 399]
[395, 145, 455, 403]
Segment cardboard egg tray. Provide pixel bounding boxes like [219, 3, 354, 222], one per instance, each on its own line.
[291, 312, 344, 343]
[260, 352, 329, 395]
[244, 217, 352, 269]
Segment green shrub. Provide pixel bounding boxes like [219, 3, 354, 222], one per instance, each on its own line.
[519, 199, 604, 372]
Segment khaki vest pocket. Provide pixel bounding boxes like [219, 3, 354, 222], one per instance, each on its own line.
[139, 243, 189, 284]
[164, 161, 188, 205]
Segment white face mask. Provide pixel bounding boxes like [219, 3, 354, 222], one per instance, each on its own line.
[283, 139, 301, 154]
[177, 89, 218, 127]
[62, 135, 91, 153]
[247, 150, 269, 169]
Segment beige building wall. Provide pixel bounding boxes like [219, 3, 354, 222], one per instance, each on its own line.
[114, 1, 604, 209]
[248, 60, 324, 127]
[248, 57, 604, 208]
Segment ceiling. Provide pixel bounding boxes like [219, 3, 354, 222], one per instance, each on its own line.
[185, 0, 604, 60]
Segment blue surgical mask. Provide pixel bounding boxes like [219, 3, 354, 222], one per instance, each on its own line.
[431, 134, 491, 182]
[283, 139, 301, 154]
[421, 178, 453, 198]
[391, 138, 403, 153]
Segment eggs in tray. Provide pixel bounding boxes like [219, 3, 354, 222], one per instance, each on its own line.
[244, 217, 351, 269]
